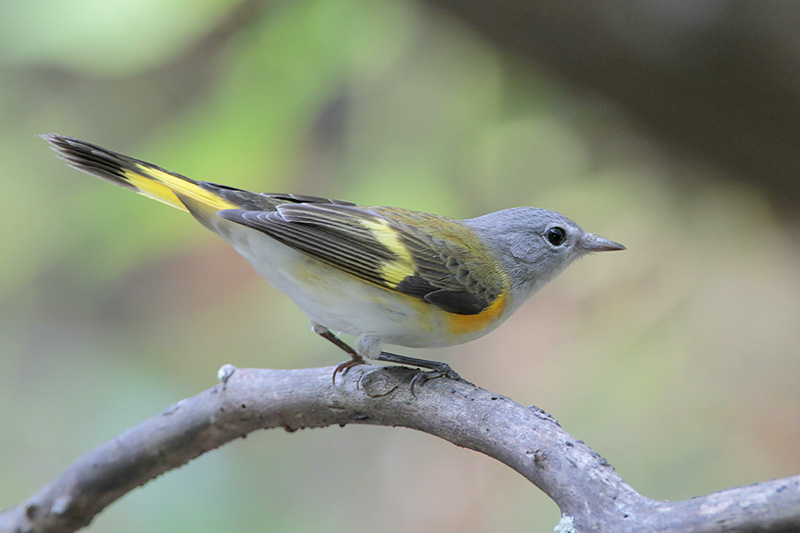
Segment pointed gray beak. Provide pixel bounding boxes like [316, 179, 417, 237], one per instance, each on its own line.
[582, 233, 626, 252]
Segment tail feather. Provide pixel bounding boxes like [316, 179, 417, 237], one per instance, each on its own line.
[41, 134, 238, 213]
[42, 134, 359, 226]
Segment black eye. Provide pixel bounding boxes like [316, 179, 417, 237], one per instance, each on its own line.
[545, 227, 567, 246]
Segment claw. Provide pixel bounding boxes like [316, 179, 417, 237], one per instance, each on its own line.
[312, 324, 368, 386]
[409, 363, 462, 395]
[375, 351, 464, 394]
[332, 355, 366, 386]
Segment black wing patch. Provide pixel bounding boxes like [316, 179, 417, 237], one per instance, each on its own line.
[423, 289, 486, 315]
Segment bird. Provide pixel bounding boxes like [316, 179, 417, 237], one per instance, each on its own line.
[42, 134, 625, 386]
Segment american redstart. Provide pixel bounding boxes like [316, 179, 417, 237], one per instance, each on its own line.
[43, 134, 624, 385]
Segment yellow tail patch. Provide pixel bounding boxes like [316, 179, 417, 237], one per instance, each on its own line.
[124, 164, 239, 212]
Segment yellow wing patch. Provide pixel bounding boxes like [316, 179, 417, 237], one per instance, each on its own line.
[360, 218, 416, 286]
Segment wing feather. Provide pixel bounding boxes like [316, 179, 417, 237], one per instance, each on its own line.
[218, 203, 507, 315]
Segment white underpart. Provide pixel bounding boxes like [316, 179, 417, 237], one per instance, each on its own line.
[214, 220, 494, 358]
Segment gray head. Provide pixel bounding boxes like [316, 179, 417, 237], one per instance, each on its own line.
[464, 207, 624, 304]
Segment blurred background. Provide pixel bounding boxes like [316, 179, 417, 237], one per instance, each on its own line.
[2, 0, 800, 531]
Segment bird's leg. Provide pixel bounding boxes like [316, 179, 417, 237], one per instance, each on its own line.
[376, 351, 464, 394]
[311, 323, 367, 384]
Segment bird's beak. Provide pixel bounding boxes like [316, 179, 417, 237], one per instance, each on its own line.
[582, 233, 626, 252]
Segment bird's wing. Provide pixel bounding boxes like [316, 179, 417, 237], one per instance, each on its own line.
[218, 203, 508, 315]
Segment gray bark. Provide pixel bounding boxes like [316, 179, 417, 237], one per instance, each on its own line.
[1, 366, 798, 532]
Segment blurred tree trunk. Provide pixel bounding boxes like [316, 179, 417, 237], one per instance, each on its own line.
[424, 0, 800, 215]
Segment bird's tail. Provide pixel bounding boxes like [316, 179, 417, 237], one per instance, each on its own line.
[41, 134, 239, 213]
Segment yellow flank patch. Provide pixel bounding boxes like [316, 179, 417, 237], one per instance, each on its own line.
[122, 164, 239, 212]
[445, 291, 508, 336]
[360, 218, 415, 286]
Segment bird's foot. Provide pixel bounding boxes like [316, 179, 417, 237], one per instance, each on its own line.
[332, 354, 367, 385]
[408, 363, 462, 395]
[376, 351, 464, 395]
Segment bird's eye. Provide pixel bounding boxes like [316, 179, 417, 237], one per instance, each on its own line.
[545, 227, 567, 246]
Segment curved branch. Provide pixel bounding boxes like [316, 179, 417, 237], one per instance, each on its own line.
[1, 366, 799, 532]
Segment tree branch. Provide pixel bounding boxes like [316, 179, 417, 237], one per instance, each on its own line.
[1, 366, 799, 532]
